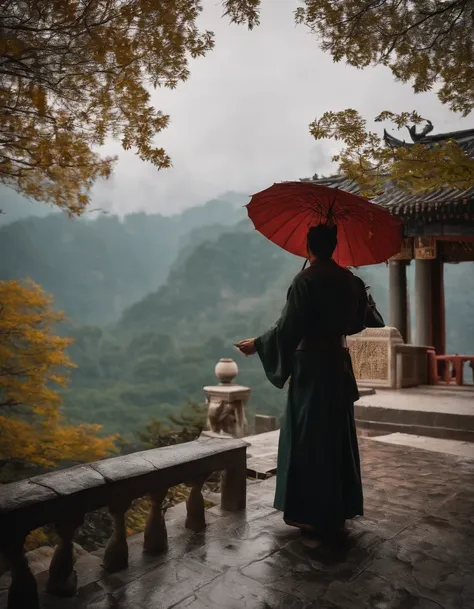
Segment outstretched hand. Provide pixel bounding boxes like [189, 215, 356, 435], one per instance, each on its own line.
[235, 338, 257, 357]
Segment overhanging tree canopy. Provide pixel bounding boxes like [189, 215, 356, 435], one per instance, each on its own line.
[1, 0, 473, 213]
[0, 0, 214, 214]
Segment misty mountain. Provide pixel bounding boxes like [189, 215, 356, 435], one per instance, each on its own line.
[0, 187, 56, 226]
[3, 192, 473, 435]
[63, 220, 474, 435]
[0, 196, 246, 325]
[63, 224, 392, 434]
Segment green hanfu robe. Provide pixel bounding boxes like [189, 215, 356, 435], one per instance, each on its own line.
[255, 259, 381, 530]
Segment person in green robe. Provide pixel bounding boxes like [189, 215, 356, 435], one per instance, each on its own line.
[236, 224, 384, 541]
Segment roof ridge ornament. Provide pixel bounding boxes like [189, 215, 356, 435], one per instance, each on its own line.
[407, 119, 434, 143]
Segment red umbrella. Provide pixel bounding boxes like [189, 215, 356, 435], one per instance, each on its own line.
[246, 181, 403, 267]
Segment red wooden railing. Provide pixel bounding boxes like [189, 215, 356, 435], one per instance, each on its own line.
[427, 350, 474, 386]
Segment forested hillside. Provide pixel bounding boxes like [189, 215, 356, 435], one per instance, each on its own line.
[0, 196, 246, 325]
[62, 223, 391, 434]
[3, 196, 473, 436]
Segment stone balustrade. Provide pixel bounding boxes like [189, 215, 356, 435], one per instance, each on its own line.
[0, 437, 247, 609]
[204, 358, 250, 438]
[348, 327, 430, 389]
[203, 358, 278, 439]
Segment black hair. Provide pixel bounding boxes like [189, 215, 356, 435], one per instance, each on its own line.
[307, 224, 337, 259]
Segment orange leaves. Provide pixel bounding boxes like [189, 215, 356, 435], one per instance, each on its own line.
[310, 109, 474, 197]
[297, 0, 474, 117]
[0, 0, 217, 214]
[0, 280, 116, 469]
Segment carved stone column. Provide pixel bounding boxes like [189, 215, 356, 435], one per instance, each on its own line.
[204, 358, 250, 439]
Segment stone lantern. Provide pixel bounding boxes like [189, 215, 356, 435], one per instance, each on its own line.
[203, 358, 250, 438]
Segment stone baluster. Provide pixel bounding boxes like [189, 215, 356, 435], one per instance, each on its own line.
[143, 487, 168, 554]
[185, 475, 208, 532]
[103, 499, 131, 573]
[2, 534, 39, 609]
[47, 514, 84, 597]
[203, 358, 251, 439]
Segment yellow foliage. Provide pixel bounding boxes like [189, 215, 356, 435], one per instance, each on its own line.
[1, 1, 472, 213]
[295, 0, 474, 117]
[224, 1, 474, 116]
[310, 110, 474, 197]
[0, 0, 215, 214]
[0, 280, 116, 469]
[25, 528, 54, 552]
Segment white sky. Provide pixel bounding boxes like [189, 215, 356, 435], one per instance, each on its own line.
[91, 0, 474, 216]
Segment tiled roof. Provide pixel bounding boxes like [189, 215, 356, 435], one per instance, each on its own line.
[304, 174, 474, 222]
[383, 127, 474, 156]
[302, 127, 474, 223]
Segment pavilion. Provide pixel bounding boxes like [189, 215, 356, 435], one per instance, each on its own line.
[304, 124, 474, 357]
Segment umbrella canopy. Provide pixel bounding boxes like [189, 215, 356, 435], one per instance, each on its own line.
[246, 181, 403, 267]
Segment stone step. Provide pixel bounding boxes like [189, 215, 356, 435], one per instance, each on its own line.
[368, 433, 474, 459]
[355, 403, 474, 431]
[356, 419, 474, 443]
[355, 387, 474, 442]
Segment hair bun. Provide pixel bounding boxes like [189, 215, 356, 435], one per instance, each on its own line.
[308, 223, 338, 235]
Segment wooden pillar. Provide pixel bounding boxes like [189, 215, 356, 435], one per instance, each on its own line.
[388, 260, 408, 342]
[431, 257, 446, 355]
[414, 259, 432, 347]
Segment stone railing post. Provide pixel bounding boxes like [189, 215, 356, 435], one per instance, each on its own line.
[143, 487, 168, 555]
[203, 358, 250, 438]
[103, 498, 131, 573]
[185, 475, 208, 532]
[47, 514, 84, 596]
[2, 532, 39, 609]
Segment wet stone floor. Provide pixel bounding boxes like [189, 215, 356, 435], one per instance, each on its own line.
[5, 438, 474, 609]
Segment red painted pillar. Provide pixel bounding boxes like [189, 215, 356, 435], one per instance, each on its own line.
[431, 257, 446, 355]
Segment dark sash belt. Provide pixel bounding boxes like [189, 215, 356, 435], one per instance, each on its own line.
[297, 335, 347, 351]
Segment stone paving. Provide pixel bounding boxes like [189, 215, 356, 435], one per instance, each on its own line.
[3, 438, 474, 609]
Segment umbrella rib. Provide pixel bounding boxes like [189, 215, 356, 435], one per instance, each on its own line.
[251, 203, 308, 235]
[340, 221, 355, 267]
[281, 209, 314, 250]
[251, 210, 295, 238]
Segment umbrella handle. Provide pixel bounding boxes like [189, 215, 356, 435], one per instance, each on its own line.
[301, 259, 308, 271]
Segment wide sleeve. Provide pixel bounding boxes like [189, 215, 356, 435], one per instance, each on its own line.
[348, 277, 385, 335]
[365, 290, 385, 328]
[254, 275, 309, 389]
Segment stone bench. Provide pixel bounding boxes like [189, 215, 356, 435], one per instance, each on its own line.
[0, 437, 248, 609]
